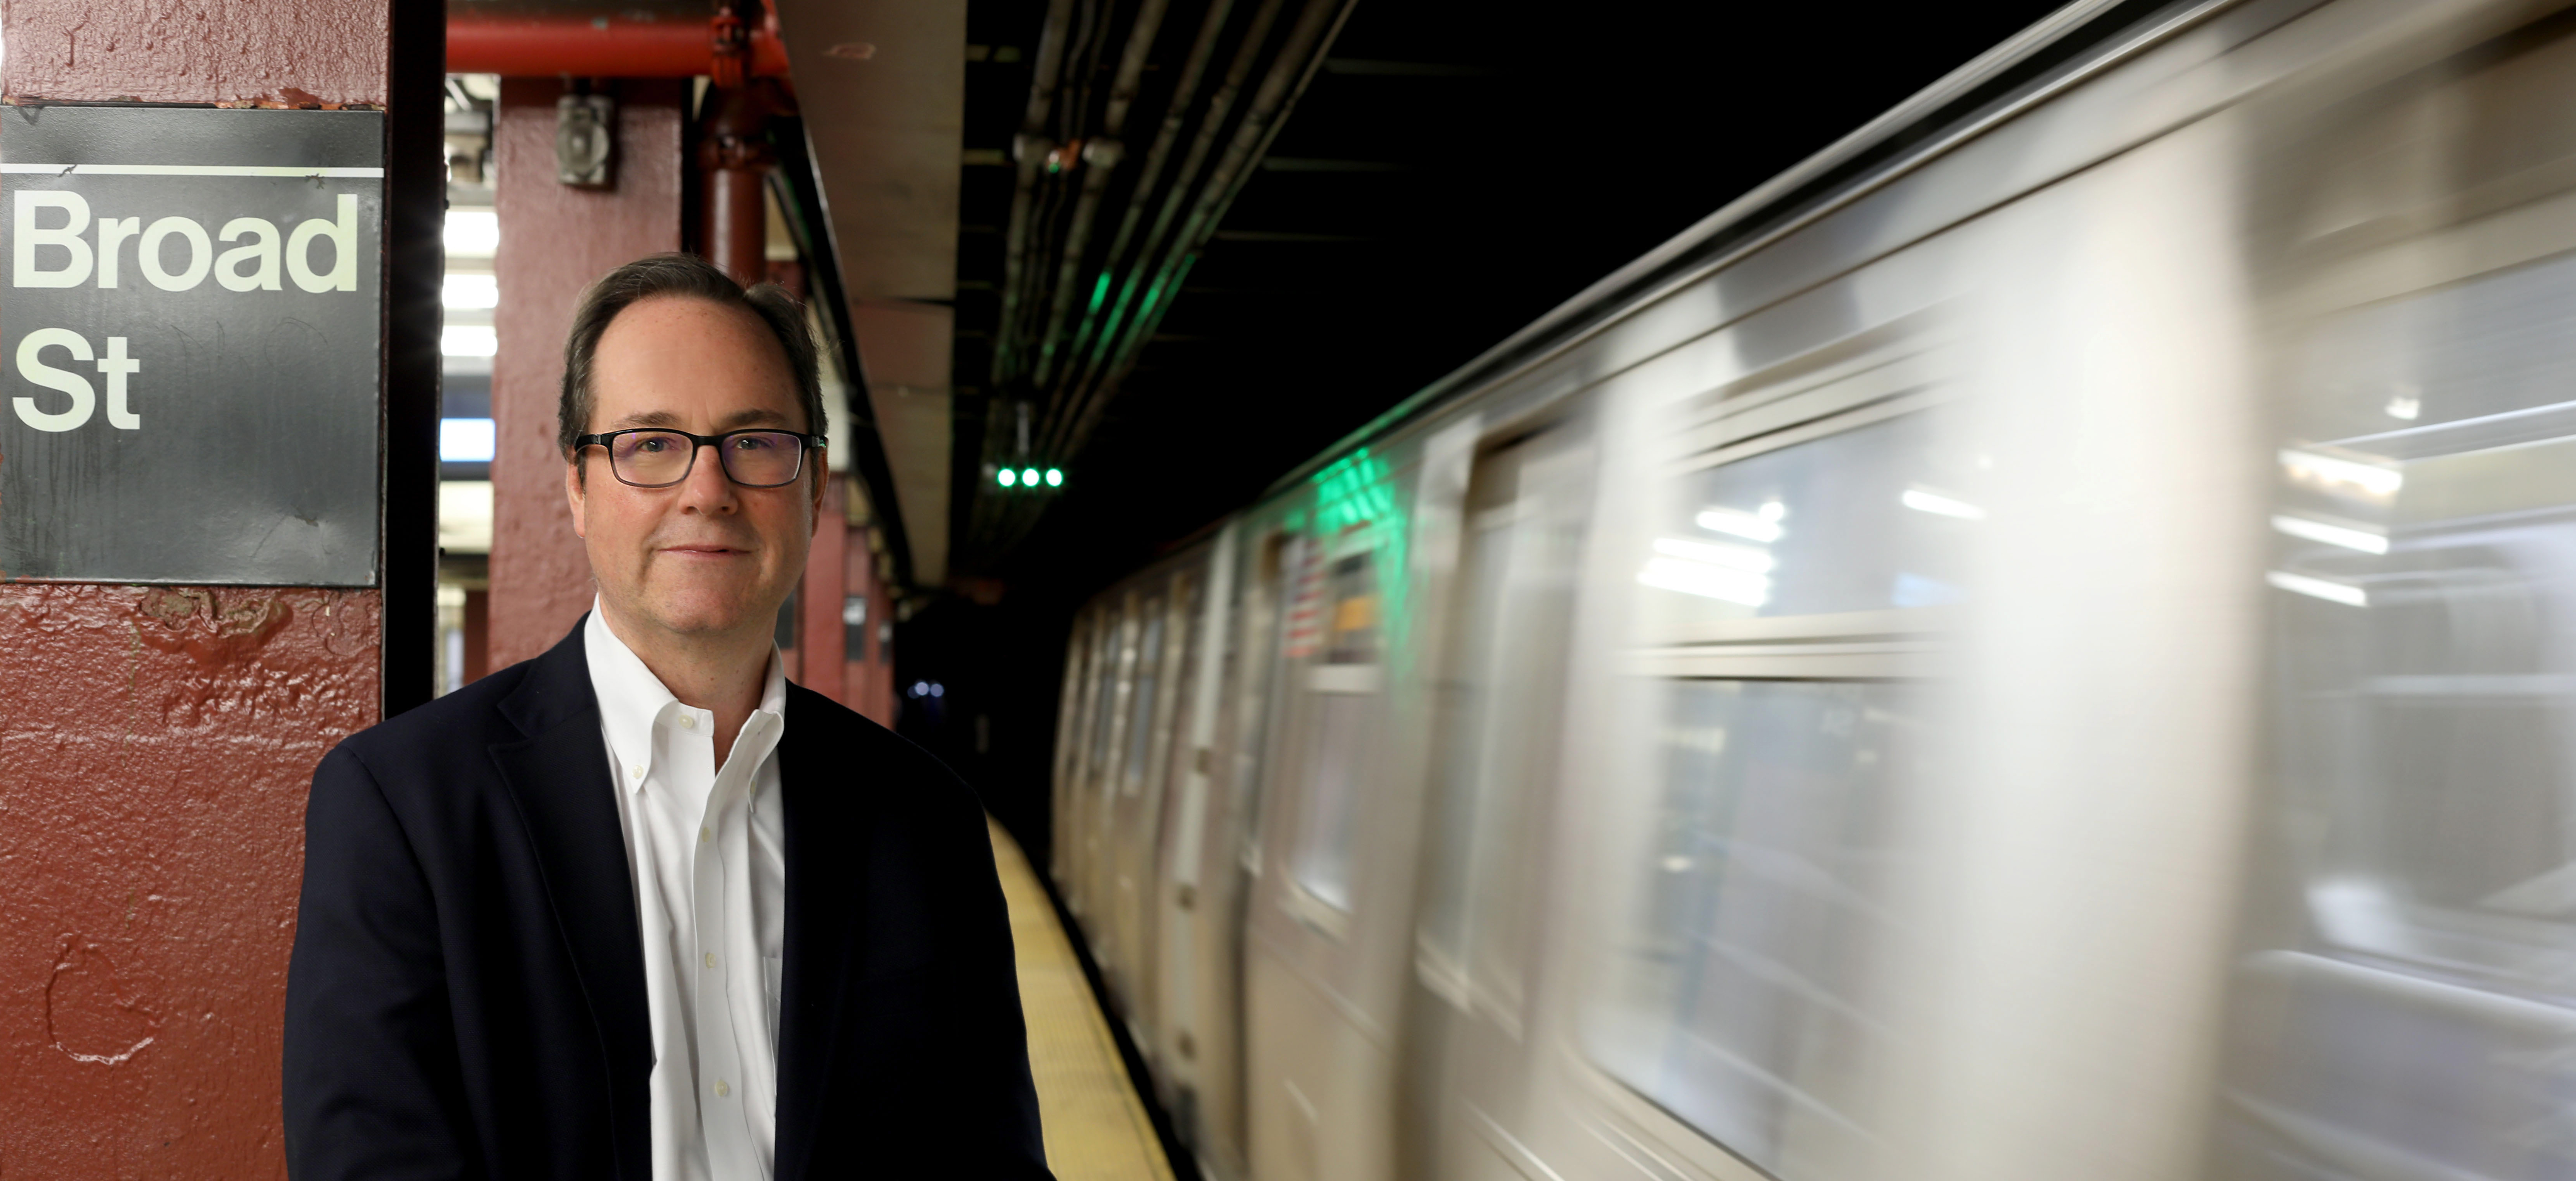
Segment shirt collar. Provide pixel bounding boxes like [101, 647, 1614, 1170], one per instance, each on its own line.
[584, 601, 788, 794]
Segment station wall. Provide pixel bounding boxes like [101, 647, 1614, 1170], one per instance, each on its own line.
[0, 1, 393, 1175]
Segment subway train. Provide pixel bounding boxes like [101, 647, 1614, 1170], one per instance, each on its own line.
[1044, 0, 2576, 1179]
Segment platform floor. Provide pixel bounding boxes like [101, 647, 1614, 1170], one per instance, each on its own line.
[989, 819, 1178, 1181]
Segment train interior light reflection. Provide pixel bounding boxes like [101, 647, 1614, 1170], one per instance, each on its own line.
[1650, 536, 1775, 573]
[2270, 514, 2389, 554]
[1636, 556, 1771, 606]
[2266, 569, 2368, 607]
[1694, 505, 1783, 542]
[2278, 447, 2403, 496]
[1899, 487, 1986, 520]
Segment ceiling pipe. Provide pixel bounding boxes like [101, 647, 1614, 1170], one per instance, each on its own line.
[447, 11, 791, 78]
[1055, 0, 1354, 458]
[1027, 0, 1171, 390]
[1041, 0, 1293, 454]
[992, 0, 1079, 387]
[1036, 0, 1235, 390]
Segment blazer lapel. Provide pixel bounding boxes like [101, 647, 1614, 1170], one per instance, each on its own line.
[773, 686, 866, 1181]
[489, 621, 654, 1178]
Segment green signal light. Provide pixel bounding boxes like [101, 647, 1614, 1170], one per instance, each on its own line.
[1045, 468, 1063, 487]
[1020, 467, 1040, 486]
[997, 468, 1017, 487]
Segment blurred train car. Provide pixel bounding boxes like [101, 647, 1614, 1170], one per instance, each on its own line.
[1048, 0, 2576, 1178]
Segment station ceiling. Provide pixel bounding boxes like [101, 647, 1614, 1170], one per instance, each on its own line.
[938, 0, 2067, 606]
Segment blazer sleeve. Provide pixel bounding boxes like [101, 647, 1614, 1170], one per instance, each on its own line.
[283, 744, 481, 1181]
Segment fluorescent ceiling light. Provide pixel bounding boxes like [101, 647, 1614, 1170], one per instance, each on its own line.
[440, 417, 496, 462]
[444, 209, 499, 256]
[443, 273, 499, 309]
[2267, 570, 2367, 607]
[1653, 536, 1775, 573]
[1695, 506, 1782, 542]
[2271, 515, 2387, 555]
[1637, 556, 1770, 607]
[2280, 448, 2401, 496]
[441, 325, 498, 357]
[1902, 488, 1986, 520]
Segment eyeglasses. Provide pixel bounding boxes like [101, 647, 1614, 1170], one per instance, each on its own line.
[574, 428, 825, 489]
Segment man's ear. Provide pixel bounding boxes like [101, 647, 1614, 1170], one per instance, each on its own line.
[565, 454, 589, 539]
[808, 451, 829, 537]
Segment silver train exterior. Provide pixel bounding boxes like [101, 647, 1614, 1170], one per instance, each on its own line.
[1047, 1, 2576, 1178]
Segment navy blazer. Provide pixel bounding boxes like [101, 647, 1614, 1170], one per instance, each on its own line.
[282, 619, 1051, 1179]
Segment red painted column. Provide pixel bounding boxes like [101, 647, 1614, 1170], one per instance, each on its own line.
[846, 532, 896, 726]
[487, 78, 687, 668]
[0, 3, 392, 1177]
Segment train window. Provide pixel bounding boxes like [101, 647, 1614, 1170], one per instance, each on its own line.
[1126, 598, 1165, 792]
[1639, 409, 1974, 630]
[1287, 529, 1385, 917]
[1322, 551, 1379, 665]
[2217, 232, 2576, 1176]
[1582, 678, 1918, 1179]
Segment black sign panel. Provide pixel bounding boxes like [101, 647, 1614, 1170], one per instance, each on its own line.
[0, 106, 383, 585]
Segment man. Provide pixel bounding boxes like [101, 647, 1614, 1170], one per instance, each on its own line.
[283, 255, 1050, 1180]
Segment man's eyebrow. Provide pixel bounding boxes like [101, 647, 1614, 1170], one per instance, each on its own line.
[607, 410, 685, 429]
[716, 408, 793, 430]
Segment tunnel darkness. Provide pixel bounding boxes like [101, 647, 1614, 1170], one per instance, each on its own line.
[903, 0, 2072, 858]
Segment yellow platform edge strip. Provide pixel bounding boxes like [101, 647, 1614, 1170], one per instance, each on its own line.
[988, 817, 1179, 1181]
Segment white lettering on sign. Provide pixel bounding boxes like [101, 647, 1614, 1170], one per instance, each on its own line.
[14, 192, 92, 287]
[12, 329, 141, 433]
[140, 216, 211, 291]
[9, 191, 360, 293]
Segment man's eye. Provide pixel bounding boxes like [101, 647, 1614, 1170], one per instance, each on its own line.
[733, 436, 776, 451]
[634, 438, 669, 453]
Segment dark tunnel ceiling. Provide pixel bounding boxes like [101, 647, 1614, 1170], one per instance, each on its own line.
[950, 0, 2073, 602]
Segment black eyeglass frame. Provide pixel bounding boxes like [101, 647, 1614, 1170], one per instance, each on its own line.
[573, 428, 828, 489]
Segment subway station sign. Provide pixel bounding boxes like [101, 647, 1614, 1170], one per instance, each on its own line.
[0, 106, 382, 584]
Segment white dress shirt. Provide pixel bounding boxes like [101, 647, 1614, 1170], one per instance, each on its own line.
[585, 606, 788, 1181]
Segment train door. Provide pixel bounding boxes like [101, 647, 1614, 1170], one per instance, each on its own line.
[1072, 595, 1132, 925]
[1088, 588, 1154, 972]
[1060, 608, 1115, 914]
[1171, 528, 1295, 1181]
[1406, 425, 1594, 1181]
[1148, 527, 1238, 1146]
[1244, 457, 1437, 1181]
[1111, 572, 1199, 1038]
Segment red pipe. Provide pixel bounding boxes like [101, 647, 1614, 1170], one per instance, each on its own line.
[448, 12, 790, 78]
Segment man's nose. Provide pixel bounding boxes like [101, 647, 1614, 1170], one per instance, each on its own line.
[675, 441, 741, 511]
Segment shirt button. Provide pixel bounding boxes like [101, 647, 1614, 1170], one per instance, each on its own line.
[678, 714, 697, 730]
[714, 1079, 731, 1098]
[699, 826, 712, 844]
[703, 952, 718, 969]
[629, 765, 644, 779]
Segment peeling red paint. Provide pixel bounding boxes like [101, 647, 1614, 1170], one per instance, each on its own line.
[2, 0, 389, 106]
[0, 584, 379, 1179]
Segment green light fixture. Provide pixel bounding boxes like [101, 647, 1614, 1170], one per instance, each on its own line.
[1045, 468, 1063, 487]
[997, 467, 1017, 487]
[1020, 467, 1040, 486]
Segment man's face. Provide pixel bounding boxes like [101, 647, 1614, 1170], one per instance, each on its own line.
[567, 296, 823, 644]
